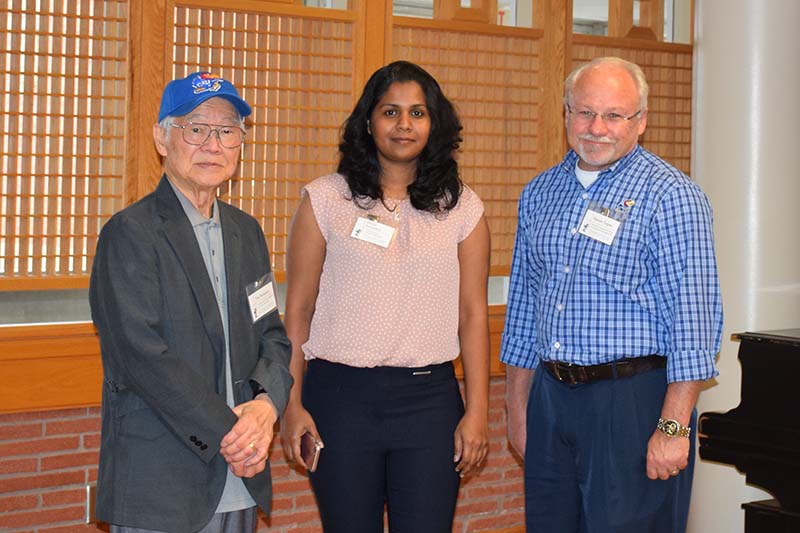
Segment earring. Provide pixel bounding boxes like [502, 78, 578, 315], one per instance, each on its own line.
[366, 120, 371, 134]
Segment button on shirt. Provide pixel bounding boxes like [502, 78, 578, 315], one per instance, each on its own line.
[499, 146, 722, 383]
[170, 182, 256, 512]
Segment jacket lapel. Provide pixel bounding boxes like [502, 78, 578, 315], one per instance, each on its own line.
[220, 204, 242, 319]
[155, 176, 226, 377]
[219, 203, 243, 386]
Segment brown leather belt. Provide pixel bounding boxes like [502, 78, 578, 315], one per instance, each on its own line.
[542, 355, 666, 385]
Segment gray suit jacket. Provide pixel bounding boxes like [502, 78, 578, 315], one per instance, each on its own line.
[89, 176, 293, 532]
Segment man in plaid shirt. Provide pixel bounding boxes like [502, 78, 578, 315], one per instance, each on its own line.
[501, 57, 722, 533]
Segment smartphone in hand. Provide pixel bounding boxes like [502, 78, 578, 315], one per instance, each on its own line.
[300, 431, 322, 473]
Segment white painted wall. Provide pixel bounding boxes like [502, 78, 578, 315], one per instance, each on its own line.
[689, 1, 800, 532]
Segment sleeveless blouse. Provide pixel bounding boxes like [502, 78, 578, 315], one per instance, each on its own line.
[301, 173, 484, 368]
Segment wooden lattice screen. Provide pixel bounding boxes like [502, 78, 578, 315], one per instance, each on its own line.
[0, 1, 695, 289]
[172, 5, 356, 277]
[0, 0, 128, 288]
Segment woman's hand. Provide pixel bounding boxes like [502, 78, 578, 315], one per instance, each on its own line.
[279, 402, 323, 470]
[453, 409, 489, 477]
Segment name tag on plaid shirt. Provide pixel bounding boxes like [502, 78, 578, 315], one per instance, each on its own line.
[579, 208, 620, 245]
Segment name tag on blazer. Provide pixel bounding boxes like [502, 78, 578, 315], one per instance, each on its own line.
[246, 273, 278, 323]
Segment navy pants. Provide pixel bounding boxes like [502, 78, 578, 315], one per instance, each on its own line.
[303, 359, 464, 533]
[525, 366, 696, 533]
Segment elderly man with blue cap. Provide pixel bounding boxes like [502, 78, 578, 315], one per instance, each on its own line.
[90, 72, 293, 533]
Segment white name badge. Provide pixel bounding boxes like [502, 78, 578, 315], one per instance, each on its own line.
[578, 209, 621, 245]
[246, 274, 279, 323]
[350, 216, 396, 248]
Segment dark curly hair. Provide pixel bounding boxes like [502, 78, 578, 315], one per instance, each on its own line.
[337, 61, 463, 213]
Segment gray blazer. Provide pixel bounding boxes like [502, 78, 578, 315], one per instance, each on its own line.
[89, 176, 292, 532]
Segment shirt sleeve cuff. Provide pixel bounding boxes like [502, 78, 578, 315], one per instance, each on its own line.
[666, 350, 719, 383]
[500, 333, 539, 369]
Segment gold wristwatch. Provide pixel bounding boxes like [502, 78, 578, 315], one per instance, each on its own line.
[657, 417, 691, 438]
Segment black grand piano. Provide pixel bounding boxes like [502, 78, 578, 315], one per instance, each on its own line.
[699, 329, 800, 532]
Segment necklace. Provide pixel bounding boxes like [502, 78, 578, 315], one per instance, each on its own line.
[381, 197, 403, 221]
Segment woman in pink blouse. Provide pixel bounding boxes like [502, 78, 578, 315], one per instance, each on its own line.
[280, 61, 490, 533]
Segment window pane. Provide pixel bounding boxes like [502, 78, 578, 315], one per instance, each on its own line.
[303, 0, 348, 8]
[394, 0, 532, 27]
[394, 0, 434, 18]
[664, 0, 692, 43]
[499, 0, 532, 27]
[573, 0, 609, 36]
[0, 290, 90, 325]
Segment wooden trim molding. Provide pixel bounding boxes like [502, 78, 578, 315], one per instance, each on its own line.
[434, 0, 498, 24]
[0, 305, 509, 414]
[608, 0, 634, 38]
[353, 0, 393, 95]
[126, 0, 169, 205]
[572, 33, 692, 53]
[0, 322, 102, 414]
[539, 0, 571, 169]
[0, 276, 90, 291]
[393, 15, 542, 38]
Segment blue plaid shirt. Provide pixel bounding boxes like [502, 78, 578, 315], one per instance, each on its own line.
[500, 146, 722, 382]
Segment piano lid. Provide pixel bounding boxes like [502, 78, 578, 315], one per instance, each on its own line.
[732, 329, 800, 347]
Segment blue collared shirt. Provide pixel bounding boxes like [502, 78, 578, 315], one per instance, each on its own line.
[500, 146, 722, 383]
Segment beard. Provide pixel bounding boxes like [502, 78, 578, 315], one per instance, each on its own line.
[574, 134, 618, 169]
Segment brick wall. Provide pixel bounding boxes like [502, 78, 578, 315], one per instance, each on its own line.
[0, 377, 523, 532]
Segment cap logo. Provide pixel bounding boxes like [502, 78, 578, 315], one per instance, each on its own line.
[192, 73, 224, 95]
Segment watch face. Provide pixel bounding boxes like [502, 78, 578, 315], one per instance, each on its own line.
[662, 419, 679, 436]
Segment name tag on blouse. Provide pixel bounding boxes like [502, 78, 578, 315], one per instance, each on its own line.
[350, 216, 395, 248]
[579, 208, 620, 245]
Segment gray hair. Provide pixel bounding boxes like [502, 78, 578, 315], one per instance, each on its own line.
[158, 116, 173, 135]
[564, 56, 649, 110]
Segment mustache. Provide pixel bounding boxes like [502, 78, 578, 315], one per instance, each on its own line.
[578, 134, 614, 144]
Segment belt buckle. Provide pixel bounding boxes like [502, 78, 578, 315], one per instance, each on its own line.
[553, 362, 583, 385]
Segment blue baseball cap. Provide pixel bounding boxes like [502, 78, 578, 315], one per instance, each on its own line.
[158, 72, 252, 122]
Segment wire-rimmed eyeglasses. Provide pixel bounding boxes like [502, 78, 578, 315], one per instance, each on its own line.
[566, 104, 642, 125]
[168, 122, 245, 148]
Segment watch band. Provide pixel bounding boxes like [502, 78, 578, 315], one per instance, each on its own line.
[657, 417, 691, 438]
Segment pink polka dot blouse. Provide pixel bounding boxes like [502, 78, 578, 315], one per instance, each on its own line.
[301, 173, 485, 368]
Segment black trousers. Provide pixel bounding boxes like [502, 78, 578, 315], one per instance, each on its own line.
[303, 359, 464, 533]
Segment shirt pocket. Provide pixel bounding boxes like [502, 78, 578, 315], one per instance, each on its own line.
[578, 219, 650, 294]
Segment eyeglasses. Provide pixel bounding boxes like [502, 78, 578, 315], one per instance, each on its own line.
[566, 104, 642, 125]
[168, 122, 245, 148]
